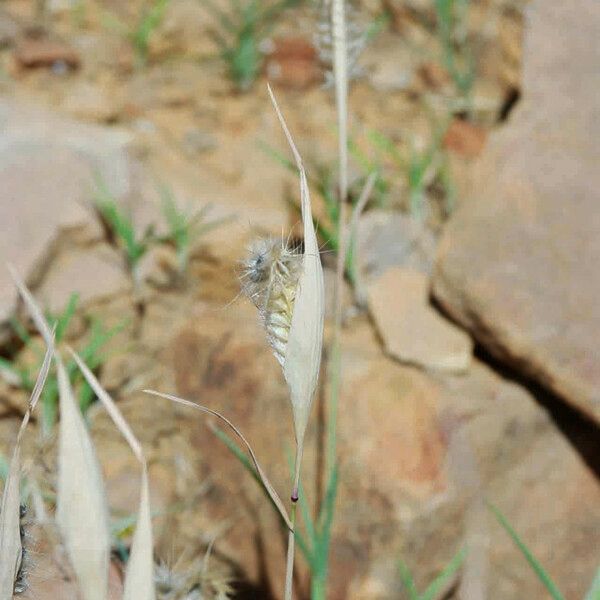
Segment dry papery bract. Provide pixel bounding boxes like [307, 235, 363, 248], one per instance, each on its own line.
[0, 268, 157, 600]
[70, 349, 155, 600]
[0, 268, 55, 600]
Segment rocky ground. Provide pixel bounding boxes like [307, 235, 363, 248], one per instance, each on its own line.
[0, 0, 598, 598]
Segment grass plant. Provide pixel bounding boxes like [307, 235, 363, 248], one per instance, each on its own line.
[0, 293, 123, 435]
[398, 548, 466, 600]
[489, 502, 600, 600]
[435, 0, 475, 103]
[93, 182, 156, 289]
[206, 0, 299, 91]
[158, 185, 230, 277]
[101, 0, 171, 66]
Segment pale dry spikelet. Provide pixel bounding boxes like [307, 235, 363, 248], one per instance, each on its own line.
[314, 0, 367, 86]
[241, 237, 302, 368]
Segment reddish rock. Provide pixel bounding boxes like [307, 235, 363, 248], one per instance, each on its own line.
[433, 0, 600, 423]
[368, 268, 473, 373]
[265, 36, 321, 90]
[443, 118, 487, 158]
[418, 61, 451, 91]
[14, 35, 80, 70]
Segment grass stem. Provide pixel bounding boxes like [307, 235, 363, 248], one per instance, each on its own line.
[284, 443, 303, 600]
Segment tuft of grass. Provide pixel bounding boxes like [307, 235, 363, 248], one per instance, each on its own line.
[211, 424, 339, 600]
[0, 293, 124, 435]
[434, 0, 475, 102]
[93, 180, 156, 288]
[398, 548, 466, 600]
[101, 0, 171, 67]
[158, 185, 231, 277]
[368, 122, 456, 220]
[206, 0, 299, 91]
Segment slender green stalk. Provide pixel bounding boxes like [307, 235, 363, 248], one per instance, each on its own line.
[284, 503, 297, 600]
[284, 444, 303, 600]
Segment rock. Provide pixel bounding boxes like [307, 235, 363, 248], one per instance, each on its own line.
[417, 61, 452, 91]
[14, 34, 80, 70]
[264, 36, 321, 90]
[0, 9, 20, 48]
[61, 80, 121, 123]
[37, 243, 130, 313]
[0, 99, 135, 322]
[357, 210, 437, 278]
[432, 0, 600, 422]
[160, 297, 599, 599]
[368, 268, 473, 373]
[443, 118, 487, 158]
[364, 35, 417, 92]
[181, 128, 217, 157]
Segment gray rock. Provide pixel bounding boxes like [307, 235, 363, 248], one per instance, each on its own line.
[357, 210, 436, 278]
[368, 267, 473, 373]
[0, 100, 135, 322]
[432, 0, 600, 422]
[0, 9, 20, 48]
[37, 244, 130, 313]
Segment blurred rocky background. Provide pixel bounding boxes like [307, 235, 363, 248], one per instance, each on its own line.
[0, 0, 598, 598]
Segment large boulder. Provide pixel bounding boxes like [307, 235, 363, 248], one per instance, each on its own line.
[0, 100, 135, 321]
[432, 0, 600, 422]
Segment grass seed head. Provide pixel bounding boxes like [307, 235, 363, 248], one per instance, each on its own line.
[241, 237, 302, 368]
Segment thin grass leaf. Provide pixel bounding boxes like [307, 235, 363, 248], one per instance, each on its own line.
[213, 425, 313, 565]
[56, 356, 110, 600]
[584, 566, 600, 600]
[488, 503, 565, 600]
[313, 463, 338, 573]
[210, 424, 260, 486]
[398, 561, 419, 600]
[144, 389, 292, 530]
[421, 547, 466, 600]
[258, 140, 296, 173]
[52, 292, 79, 343]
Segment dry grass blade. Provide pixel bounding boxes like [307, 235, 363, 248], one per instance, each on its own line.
[143, 389, 293, 530]
[56, 356, 110, 600]
[69, 349, 155, 600]
[267, 85, 325, 448]
[0, 278, 55, 599]
[0, 446, 23, 600]
[8, 264, 54, 346]
[69, 350, 143, 462]
[123, 464, 154, 600]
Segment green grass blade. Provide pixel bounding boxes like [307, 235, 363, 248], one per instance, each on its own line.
[397, 560, 419, 600]
[258, 140, 296, 173]
[584, 566, 600, 600]
[53, 292, 80, 342]
[488, 503, 566, 600]
[421, 548, 466, 600]
[10, 316, 32, 346]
